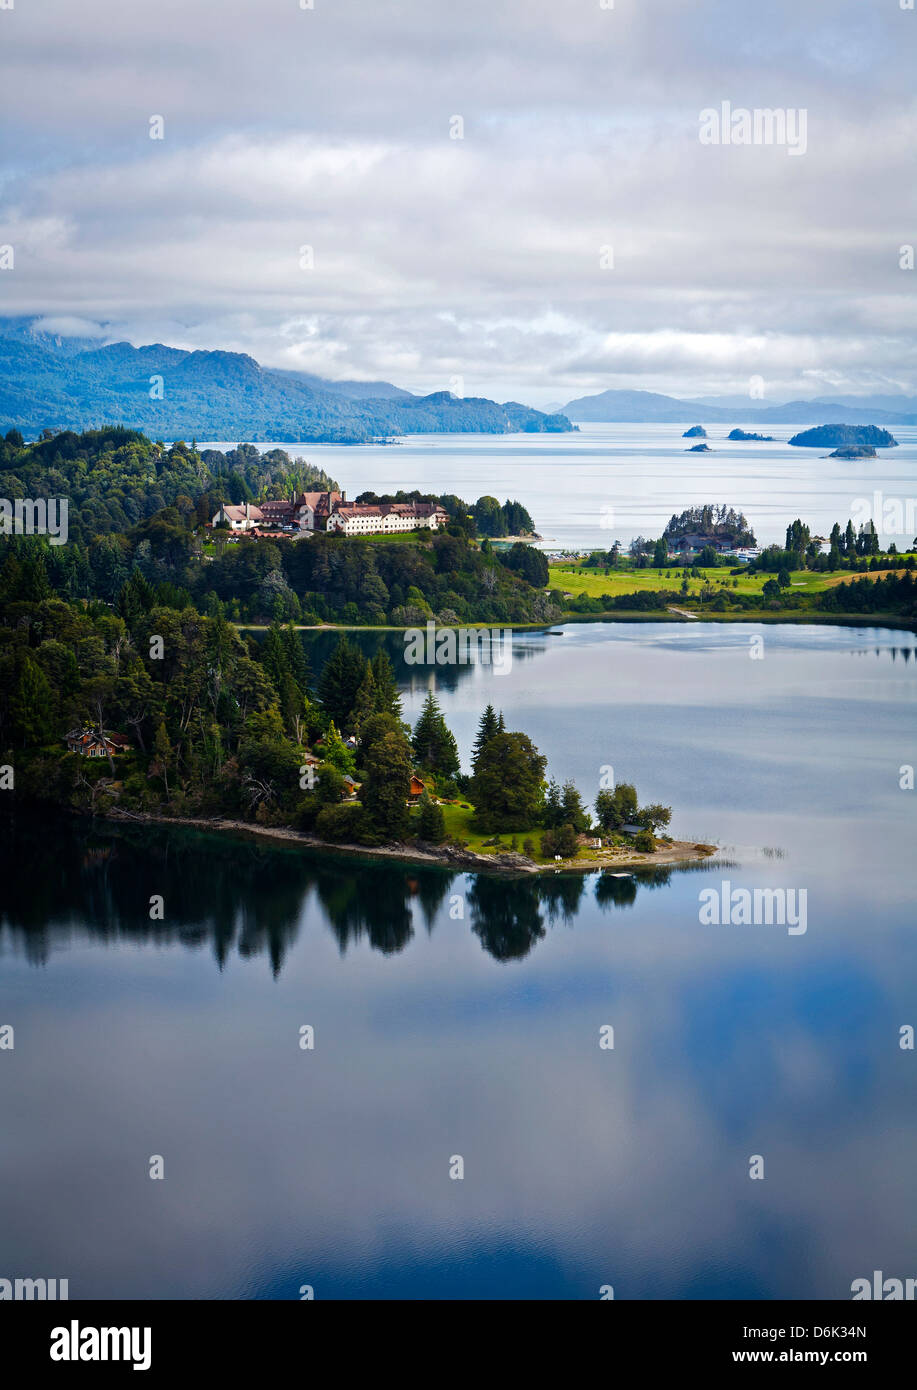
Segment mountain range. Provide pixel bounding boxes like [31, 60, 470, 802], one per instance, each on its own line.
[0, 319, 573, 442]
[3, 317, 916, 438]
[560, 388, 917, 427]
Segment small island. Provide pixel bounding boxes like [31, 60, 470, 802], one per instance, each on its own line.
[727, 429, 775, 442]
[683, 425, 707, 438]
[687, 442, 713, 452]
[788, 424, 899, 450]
[829, 445, 877, 459]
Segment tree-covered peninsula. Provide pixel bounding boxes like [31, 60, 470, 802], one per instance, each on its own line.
[0, 576, 692, 872]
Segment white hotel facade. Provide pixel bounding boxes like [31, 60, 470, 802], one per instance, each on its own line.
[326, 501, 449, 536]
[212, 494, 449, 538]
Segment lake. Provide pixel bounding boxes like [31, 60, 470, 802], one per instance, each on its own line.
[199, 422, 917, 552]
[2, 622, 916, 1299]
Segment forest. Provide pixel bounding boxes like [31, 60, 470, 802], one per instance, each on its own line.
[0, 428, 558, 626]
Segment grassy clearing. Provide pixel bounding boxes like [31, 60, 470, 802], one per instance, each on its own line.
[344, 530, 434, 544]
[548, 561, 874, 600]
[439, 802, 544, 856]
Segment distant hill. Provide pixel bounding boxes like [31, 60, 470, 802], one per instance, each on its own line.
[675, 391, 917, 416]
[817, 393, 917, 415]
[561, 387, 917, 427]
[562, 389, 701, 423]
[0, 319, 573, 442]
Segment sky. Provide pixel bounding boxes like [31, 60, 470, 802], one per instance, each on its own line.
[1, 0, 915, 408]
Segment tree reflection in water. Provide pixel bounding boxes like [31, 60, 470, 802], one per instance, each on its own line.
[0, 809, 691, 970]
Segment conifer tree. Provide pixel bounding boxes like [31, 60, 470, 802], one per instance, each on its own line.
[370, 648, 402, 718]
[283, 624, 311, 692]
[318, 635, 368, 729]
[542, 778, 563, 829]
[417, 789, 446, 843]
[412, 690, 460, 779]
[260, 623, 289, 692]
[350, 665, 377, 735]
[11, 654, 55, 748]
[471, 704, 500, 775]
[560, 779, 590, 833]
[153, 719, 172, 799]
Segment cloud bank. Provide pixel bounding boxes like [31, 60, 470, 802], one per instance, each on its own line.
[1, 0, 915, 404]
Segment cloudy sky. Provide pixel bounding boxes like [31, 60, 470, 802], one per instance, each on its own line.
[1, 0, 915, 406]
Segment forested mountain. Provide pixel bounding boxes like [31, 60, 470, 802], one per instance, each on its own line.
[0, 320, 573, 441]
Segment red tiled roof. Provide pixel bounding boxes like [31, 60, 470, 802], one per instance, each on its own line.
[218, 504, 264, 523]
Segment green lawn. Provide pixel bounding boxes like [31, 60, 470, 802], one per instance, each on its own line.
[439, 802, 547, 858]
[344, 530, 434, 545]
[548, 561, 878, 601]
[437, 802, 680, 867]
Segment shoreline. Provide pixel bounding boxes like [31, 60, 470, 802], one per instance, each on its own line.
[236, 610, 917, 634]
[104, 810, 717, 877]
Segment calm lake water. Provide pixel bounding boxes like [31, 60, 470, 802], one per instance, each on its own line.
[2, 622, 916, 1299]
[200, 422, 917, 551]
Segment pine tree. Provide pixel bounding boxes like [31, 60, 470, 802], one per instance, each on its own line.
[543, 778, 562, 828]
[153, 720, 172, 799]
[470, 730, 546, 833]
[417, 790, 446, 843]
[130, 569, 156, 612]
[370, 649, 402, 719]
[17, 546, 51, 603]
[11, 654, 55, 748]
[117, 578, 144, 628]
[283, 624, 311, 692]
[318, 636, 368, 729]
[471, 704, 500, 775]
[260, 623, 289, 691]
[350, 665, 377, 735]
[412, 690, 460, 779]
[280, 672, 307, 744]
[560, 780, 590, 832]
[362, 725, 412, 840]
[207, 720, 223, 776]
